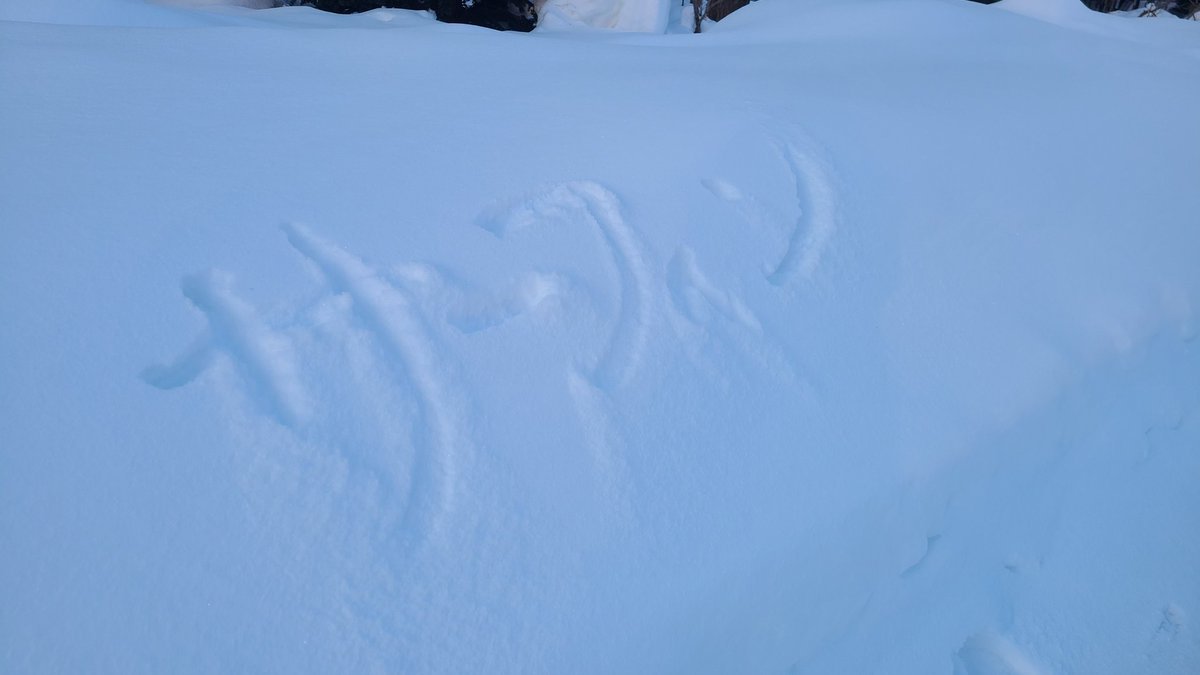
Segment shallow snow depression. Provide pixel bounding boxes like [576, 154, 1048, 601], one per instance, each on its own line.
[1, 0, 1198, 673]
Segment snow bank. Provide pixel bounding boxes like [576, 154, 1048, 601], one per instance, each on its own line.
[2, 0, 1199, 673]
[535, 0, 671, 32]
[0, 0, 215, 26]
[999, 0, 1096, 21]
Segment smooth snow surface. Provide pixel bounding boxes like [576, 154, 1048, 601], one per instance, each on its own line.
[2, 0, 1199, 673]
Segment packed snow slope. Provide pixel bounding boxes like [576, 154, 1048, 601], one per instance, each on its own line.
[2, 0, 1199, 672]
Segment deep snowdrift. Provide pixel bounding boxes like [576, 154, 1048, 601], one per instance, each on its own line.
[1, 0, 1198, 673]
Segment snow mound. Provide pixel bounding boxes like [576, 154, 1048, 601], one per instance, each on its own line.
[535, 0, 671, 32]
[999, 0, 1095, 21]
[0, 0, 215, 26]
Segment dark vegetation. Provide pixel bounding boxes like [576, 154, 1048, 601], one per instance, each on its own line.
[287, 0, 1198, 32]
[689, 0, 755, 32]
[1081, 0, 1198, 16]
[969, 0, 1198, 18]
[296, 0, 537, 31]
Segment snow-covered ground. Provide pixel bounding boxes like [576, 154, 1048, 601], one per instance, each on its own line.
[1, 0, 1198, 672]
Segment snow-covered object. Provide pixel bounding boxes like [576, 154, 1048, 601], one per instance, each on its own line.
[2, 0, 1199, 673]
[535, 0, 670, 32]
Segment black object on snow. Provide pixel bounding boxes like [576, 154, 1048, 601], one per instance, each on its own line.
[308, 0, 431, 14]
[305, 0, 537, 31]
[437, 0, 537, 31]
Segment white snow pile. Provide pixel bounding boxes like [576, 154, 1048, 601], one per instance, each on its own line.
[536, 0, 672, 32]
[2, 0, 1199, 673]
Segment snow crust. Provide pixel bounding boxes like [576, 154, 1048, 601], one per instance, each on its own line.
[2, 0, 1199, 673]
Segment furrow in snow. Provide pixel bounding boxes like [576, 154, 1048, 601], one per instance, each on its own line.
[572, 181, 655, 390]
[142, 269, 309, 428]
[282, 222, 461, 544]
[767, 142, 838, 286]
[479, 181, 654, 389]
